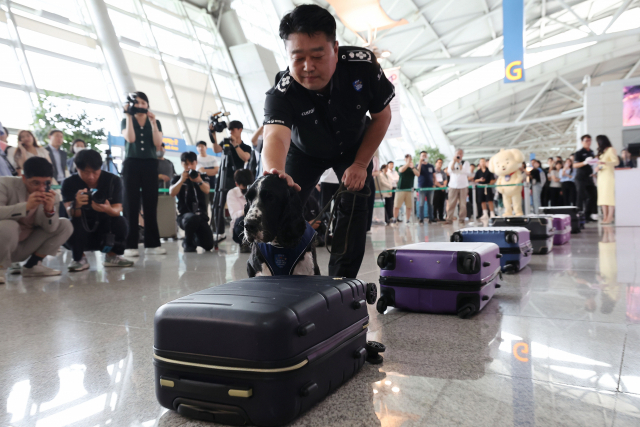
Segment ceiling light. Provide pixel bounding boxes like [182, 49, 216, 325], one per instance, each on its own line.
[381, 51, 391, 58]
[377, 58, 383, 63]
[326, 0, 407, 33]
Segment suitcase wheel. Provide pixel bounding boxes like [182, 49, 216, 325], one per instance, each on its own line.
[505, 232, 519, 244]
[376, 297, 388, 314]
[457, 304, 476, 319]
[366, 283, 377, 305]
[300, 382, 319, 397]
[450, 232, 463, 242]
[503, 264, 517, 274]
[366, 341, 386, 364]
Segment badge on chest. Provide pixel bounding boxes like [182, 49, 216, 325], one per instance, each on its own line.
[352, 80, 363, 92]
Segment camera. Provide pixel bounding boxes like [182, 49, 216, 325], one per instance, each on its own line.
[125, 93, 148, 115]
[45, 180, 51, 193]
[209, 111, 230, 133]
[189, 169, 200, 180]
[83, 188, 106, 207]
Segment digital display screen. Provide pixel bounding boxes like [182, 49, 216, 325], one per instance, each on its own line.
[623, 85, 640, 127]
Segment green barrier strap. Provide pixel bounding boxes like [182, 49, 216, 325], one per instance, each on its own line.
[375, 183, 524, 194]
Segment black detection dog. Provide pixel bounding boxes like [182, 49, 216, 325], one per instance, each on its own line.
[243, 175, 320, 277]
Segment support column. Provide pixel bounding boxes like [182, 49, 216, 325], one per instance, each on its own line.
[271, 0, 295, 18]
[86, 0, 135, 98]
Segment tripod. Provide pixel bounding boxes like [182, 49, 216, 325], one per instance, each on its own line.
[210, 140, 234, 250]
[104, 150, 120, 175]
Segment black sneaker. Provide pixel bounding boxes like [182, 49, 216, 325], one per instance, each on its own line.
[419, 219, 424, 224]
[182, 241, 197, 253]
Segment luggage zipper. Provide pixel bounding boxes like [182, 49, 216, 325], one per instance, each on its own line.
[379, 267, 500, 291]
[153, 319, 369, 374]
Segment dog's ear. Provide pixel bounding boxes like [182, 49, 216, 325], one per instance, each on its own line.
[275, 186, 307, 248]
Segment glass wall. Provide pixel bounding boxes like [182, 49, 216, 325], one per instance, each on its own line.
[0, 0, 257, 147]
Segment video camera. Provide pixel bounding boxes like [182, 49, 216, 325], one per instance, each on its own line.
[125, 93, 148, 115]
[209, 111, 230, 133]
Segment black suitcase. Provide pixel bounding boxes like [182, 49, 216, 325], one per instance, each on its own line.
[539, 206, 582, 233]
[490, 216, 554, 255]
[154, 276, 379, 427]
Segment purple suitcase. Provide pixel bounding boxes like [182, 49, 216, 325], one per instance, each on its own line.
[377, 242, 502, 318]
[154, 276, 379, 426]
[547, 214, 571, 245]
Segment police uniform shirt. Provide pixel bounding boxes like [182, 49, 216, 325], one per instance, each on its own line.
[574, 147, 595, 180]
[263, 46, 395, 159]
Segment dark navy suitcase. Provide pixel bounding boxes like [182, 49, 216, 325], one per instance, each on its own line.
[377, 242, 502, 318]
[539, 206, 582, 233]
[154, 276, 378, 427]
[451, 227, 532, 273]
[490, 216, 554, 255]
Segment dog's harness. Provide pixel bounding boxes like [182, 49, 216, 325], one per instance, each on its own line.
[256, 222, 317, 275]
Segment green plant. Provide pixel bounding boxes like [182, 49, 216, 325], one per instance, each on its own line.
[413, 145, 446, 165]
[32, 90, 106, 154]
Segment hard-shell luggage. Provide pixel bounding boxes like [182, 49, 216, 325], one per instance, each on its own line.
[157, 194, 178, 239]
[490, 216, 554, 255]
[451, 227, 532, 273]
[546, 214, 571, 245]
[376, 242, 502, 318]
[153, 276, 379, 427]
[539, 206, 581, 233]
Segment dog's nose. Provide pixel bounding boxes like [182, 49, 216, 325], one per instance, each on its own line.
[245, 222, 258, 234]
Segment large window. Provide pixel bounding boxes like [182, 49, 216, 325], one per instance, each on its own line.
[0, 0, 258, 147]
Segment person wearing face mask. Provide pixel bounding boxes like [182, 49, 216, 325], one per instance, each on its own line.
[227, 169, 254, 253]
[169, 151, 213, 253]
[156, 143, 175, 189]
[120, 91, 166, 256]
[67, 139, 86, 175]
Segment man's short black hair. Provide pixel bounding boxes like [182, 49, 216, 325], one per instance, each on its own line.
[75, 149, 103, 170]
[279, 4, 336, 43]
[234, 169, 254, 187]
[48, 129, 63, 137]
[548, 157, 554, 161]
[228, 120, 243, 130]
[181, 151, 197, 163]
[3, 127, 8, 136]
[196, 140, 207, 147]
[420, 151, 427, 155]
[72, 138, 85, 146]
[23, 157, 53, 178]
[581, 134, 592, 141]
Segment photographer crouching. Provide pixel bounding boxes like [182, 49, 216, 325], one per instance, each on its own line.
[62, 150, 133, 271]
[208, 118, 251, 241]
[169, 151, 214, 252]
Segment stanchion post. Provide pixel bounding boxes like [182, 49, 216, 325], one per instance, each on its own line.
[469, 183, 478, 226]
[524, 182, 531, 215]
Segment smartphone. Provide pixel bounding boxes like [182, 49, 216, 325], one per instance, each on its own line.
[45, 181, 51, 193]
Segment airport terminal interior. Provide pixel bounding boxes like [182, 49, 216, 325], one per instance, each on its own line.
[2, 0, 640, 426]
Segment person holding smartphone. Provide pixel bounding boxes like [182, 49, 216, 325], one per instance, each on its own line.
[444, 149, 470, 224]
[0, 157, 73, 283]
[6, 130, 51, 174]
[120, 91, 165, 257]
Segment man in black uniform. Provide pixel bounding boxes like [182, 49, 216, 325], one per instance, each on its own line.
[574, 134, 598, 221]
[262, 4, 394, 278]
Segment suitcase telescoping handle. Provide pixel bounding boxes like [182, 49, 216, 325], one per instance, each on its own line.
[160, 376, 253, 399]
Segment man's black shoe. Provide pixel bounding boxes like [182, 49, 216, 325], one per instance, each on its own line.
[419, 219, 424, 224]
[182, 241, 197, 253]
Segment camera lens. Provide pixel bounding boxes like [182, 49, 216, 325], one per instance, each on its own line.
[189, 169, 199, 179]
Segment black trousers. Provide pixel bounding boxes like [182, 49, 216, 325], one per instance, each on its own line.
[286, 145, 372, 278]
[384, 197, 393, 223]
[575, 179, 597, 217]
[549, 187, 563, 206]
[561, 181, 576, 206]
[122, 158, 160, 249]
[433, 190, 446, 220]
[178, 213, 214, 251]
[69, 215, 128, 261]
[366, 179, 376, 231]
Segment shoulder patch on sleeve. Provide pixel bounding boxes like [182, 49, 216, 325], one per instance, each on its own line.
[343, 49, 373, 63]
[275, 71, 292, 94]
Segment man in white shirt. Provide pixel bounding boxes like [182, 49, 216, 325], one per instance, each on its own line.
[444, 149, 471, 224]
[45, 129, 67, 184]
[196, 141, 220, 177]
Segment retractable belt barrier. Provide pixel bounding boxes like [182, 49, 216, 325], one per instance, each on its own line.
[50, 185, 216, 193]
[374, 183, 525, 193]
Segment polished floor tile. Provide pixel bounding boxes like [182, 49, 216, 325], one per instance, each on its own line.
[1, 222, 639, 426]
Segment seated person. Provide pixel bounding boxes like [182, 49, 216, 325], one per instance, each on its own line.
[227, 169, 254, 253]
[170, 151, 213, 252]
[0, 157, 73, 283]
[62, 149, 132, 271]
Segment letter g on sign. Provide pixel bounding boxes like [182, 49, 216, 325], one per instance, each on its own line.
[506, 60, 523, 81]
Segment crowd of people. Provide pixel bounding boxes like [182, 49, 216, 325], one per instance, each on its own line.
[0, 5, 638, 283]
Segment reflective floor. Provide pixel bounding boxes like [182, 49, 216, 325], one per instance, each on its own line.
[2, 221, 640, 427]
